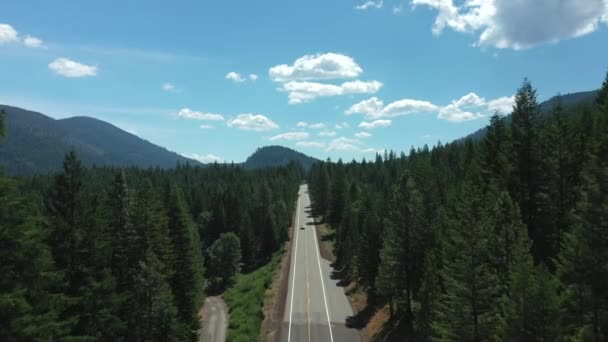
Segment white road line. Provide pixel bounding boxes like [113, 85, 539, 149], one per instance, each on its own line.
[307, 192, 335, 342]
[287, 188, 301, 342]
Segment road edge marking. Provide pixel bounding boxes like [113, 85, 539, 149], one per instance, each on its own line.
[287, 188, 300, 342]
[307, 191, 335, 342]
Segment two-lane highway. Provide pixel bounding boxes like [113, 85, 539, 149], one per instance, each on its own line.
[280, 184, 360, 342]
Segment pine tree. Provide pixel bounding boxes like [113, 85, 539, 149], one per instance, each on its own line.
[328, 160, 347, 228]
[0, 175, 67, 340]
[557, 147, 608, 341]
[509, 78, 547, 261]
[481, 112, 509, 190]
[167, 185, 205, 340]
[375, 172, 423, 328]
[431, 182, 501, 341]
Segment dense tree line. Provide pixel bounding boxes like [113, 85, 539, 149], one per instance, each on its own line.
[0, 117, 301, 341]
[309, 72, 608, 341]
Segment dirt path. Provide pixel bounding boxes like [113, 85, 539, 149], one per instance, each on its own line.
[199, 296, 228, 342]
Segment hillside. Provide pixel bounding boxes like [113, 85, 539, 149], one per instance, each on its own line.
[0, 105, 199, 174]
[466, 90, 599, 141]
[244, 145, 318, 171]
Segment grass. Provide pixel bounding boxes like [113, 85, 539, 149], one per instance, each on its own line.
[224, 253, 282, 342]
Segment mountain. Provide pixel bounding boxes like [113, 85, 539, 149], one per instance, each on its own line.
[466, 90, 599, 141]
[0, 105, 199, 175]
[244, 145, 318, 171]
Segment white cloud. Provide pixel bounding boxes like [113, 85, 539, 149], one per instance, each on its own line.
[355, 131, 372, 138]
[487, 95, 515, 114]
[297, 141, 326, 148]
[182, 153, 223, 163]
[335, 122, 350, 129]
[437, 92, 509, 122]
[393, 5, 404, 14]
[177, 108, 224, 121]
[0, 24, 18, 45]
[326, 137, 362, 151]
[421, 133, 432, 139]
[48, 58, 98, 78]
[23, 35, 45, 49]
[269, 132, 309, 141]
[359, 119, 392, 129]
[412, 0, 608, 50]
[355, 0, 383, 10]
[309, 122, 326, 129]
[281, 80, 382, 104]
[227, 113, 279, 131]
[0, 24, 46, 49]
[269, 52, 363, 82]
[226, 71, 246, 83]
[249, 74, 258, 81]
[162, 82, 181, 93]
[346, 96, 438, 119]
[347, 93, 513, 123]
[296, 121, 308, 128]
[199, 124, 214, 129]
[319, 130, 337, 137]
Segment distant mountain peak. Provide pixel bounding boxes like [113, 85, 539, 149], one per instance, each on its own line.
[244, 145, 318, 170]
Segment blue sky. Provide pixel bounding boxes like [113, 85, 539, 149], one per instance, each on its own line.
[1, 0, 607, 163]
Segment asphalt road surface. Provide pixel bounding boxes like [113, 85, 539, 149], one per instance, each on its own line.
[280, 184, 360, 342]
[199, 296, 228, 342]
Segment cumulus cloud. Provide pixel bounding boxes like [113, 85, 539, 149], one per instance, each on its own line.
[177, 108, 224, 121]
[346, 96, 438, 119]
[249, 74, 258, 81]
[297, 141, 326, 148]
[487, 95, 515, 114]
[269, 132, 309, 141]
[347, 92, 514, 123]
[359, 119, 392, 129]
[355, 0, 383, 10]
[226, 71, 246, 83]
[438, 92, 514, 122]
[0, 24, 18, 45]
[23, 35, 45, 49]
[199, 124, 214, 129]
[269, 52, 363, 82]
[281, 80, 382, 104]
[48, 58, 98, 78]
[355, 131, 372, 138]
[412, 0, 608, 50]
[319, 130, 337, 137]
[227, 113, 279, 131]
[393, 5, 404, 14]
[182, 153, 223, 163]
[296, 121, 308, 128]
[0, 24, 46, 49]
[309, 122, 326, 129]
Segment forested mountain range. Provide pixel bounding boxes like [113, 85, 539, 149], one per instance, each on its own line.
[0, 105, 200, 174]
[308, 73, 608, 341]
[0, 106, 319, 175]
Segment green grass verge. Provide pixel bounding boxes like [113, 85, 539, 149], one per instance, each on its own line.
[224, 253, 282, 342]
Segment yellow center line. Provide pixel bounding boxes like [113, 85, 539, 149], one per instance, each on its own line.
[305, 223, 311, 342]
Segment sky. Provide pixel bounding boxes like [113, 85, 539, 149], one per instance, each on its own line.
[1, 0, 607, 163]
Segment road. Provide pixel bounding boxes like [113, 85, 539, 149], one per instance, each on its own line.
[199, 296, 228, 342]
[280, 184, 360, 342]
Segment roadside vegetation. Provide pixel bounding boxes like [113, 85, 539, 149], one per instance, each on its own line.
[224, 252, 283, 342]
